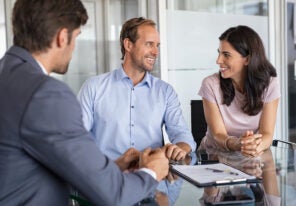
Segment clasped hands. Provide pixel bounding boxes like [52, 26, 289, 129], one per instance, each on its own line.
[239, 130, 263, 157]
[115, 144, 187, 182]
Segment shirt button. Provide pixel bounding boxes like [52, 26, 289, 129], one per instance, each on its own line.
[131, 106, 134, 108]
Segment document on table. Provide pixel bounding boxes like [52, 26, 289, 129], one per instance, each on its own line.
[171, 163, 260, 187]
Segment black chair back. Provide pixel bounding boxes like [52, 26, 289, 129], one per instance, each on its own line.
[191, 100, 207, 148]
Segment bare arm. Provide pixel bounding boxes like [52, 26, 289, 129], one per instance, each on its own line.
[241, 98, 279, 156]
[203, 98, 241, 151]
[204, 96, 279, 156]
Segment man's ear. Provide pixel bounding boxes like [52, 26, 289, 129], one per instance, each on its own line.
[123, 38, 133, 53]
[56, 28, 69, 48]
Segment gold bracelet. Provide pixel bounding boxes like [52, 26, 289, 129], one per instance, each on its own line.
[224, 136, 232, 151]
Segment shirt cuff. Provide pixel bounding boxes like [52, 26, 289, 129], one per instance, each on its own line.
[138, 168, 157, 180]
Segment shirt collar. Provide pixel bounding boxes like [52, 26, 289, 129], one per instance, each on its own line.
[35, 60, 49, 75]
[116, 65, 152, 88]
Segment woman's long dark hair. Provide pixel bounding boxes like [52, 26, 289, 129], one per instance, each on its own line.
[219, 25, 277, 115]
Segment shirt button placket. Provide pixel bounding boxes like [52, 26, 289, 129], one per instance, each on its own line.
[130, 87, 135, 147]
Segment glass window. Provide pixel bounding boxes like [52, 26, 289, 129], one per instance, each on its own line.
[169, 0, 267, 16]
[52, 1, 98, 94]
[56, 0, 143, 94]
[0, 0, 6, 57]
[286, 2, 296, 143]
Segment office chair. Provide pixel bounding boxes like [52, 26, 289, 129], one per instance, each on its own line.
[191, 100, 207, 148]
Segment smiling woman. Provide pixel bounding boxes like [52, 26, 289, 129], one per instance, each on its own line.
[198, 25, 280, 158]
[216, 40, 249, 90]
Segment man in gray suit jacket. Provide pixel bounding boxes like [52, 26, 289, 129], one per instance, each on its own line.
[0, 0, 169, 205]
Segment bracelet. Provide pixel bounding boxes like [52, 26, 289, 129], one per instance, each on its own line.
[224, 136, 232, 151]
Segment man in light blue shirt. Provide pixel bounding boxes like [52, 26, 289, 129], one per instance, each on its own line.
[78, 17, 196, 204]
[78, 17, 196, 161]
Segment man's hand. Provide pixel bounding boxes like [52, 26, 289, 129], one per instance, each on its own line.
[166, 171, 179, 184]
[115, 148, 140, 172]
[139, 148, 169, 182]
[162, 144, 187, 161]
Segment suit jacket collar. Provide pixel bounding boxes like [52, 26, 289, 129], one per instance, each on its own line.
[6, 46, 43, 74]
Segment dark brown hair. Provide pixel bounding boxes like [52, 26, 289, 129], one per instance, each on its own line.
[12, 0, 88, 53]
[120, 17, 156, 60]
[219, 25, 277, 115]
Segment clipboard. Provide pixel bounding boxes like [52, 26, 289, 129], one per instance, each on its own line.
[170, 163, 261, 187]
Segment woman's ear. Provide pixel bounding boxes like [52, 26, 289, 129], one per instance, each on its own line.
[244, 55, 250, 66]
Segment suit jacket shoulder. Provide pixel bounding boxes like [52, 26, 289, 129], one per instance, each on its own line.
[0, 46, 158, 206]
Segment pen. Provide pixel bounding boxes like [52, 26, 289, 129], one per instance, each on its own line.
[205, 167, 239, 176]
[197, 160, 219, 165]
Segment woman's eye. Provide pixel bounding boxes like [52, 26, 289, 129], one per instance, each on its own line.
[224, 53, 230, 58]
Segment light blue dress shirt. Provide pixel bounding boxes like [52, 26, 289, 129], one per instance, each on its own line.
[77, 66, 196, 160]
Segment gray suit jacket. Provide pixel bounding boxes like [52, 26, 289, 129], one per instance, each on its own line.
[0, 46, 158, 206]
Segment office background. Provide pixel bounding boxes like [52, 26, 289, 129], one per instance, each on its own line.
[0, 0, 295, 144]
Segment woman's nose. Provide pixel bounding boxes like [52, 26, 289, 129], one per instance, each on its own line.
[216, 54, 222, 65]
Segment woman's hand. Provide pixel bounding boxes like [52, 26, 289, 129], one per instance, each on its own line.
[240, 131, 263, 157]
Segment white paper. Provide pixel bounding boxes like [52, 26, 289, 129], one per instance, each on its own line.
[172, 163, 256, 185]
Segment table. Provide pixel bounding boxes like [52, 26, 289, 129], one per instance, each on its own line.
[71, 145, 296, 206]
[172, 145, 296, 206]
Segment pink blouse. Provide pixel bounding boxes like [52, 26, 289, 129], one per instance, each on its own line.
[198, 73, 281, 150]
